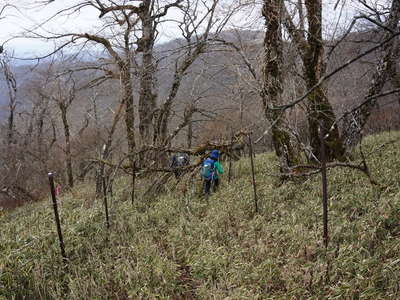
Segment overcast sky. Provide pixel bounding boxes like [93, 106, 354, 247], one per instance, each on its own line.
[0, 0, 375, 59]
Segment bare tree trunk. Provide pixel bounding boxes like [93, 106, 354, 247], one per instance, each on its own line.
[155, 65, 192, 167]
[151, 40, 205, 168]
[36, 99, 50, 172]
[60, 105, 74, 188]
[153, 0, 220, 152]
[389, 39, 400, 90]
[297, 0, 305, 33]
[262, 0, 299, 173]
[342, 0, 400, 149]
[303, 0, 345, 161]
[283, 0, 345, 161]
[120, 64, 136, 167]
[1, 58, 17, 146]
[7, 95, 16, 145]
[138, 2, 157, 146]
[187, 118, 193, 149]
[91, 94, 103, 197]
[155, 44, 206, 147]
[389, 39, 400, 110]
[157, 71, 185, 144]
[95, 101, 125, 198]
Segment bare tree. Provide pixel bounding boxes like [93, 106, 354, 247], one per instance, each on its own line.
[343, 0, 400, 149]
[94, 95, 125, 198]
[261, 0, 299, 173]
[153, 0, 235, 147]
[34, 57, 84, 189]
[0, 53, 17, 146]
[22, 0, 146, 167]
[0, 58, 56, 207]
[19, 0, 239, 166]
[283, 0, 346, 161]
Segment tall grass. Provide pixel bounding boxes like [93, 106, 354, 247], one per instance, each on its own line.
[1, 132, 399, 299]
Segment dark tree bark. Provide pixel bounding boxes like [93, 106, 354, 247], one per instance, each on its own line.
[303, 0, 345, 161]
[262, 0, 299, 173]
[283, 0, 345, 161]
[138, 0, 157, 145]
[119, 62, 136, 165]
[59, 103, 74, 188]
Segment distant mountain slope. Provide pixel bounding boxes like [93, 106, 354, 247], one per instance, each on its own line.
[1, 30, 399, 137]
[0, 63, 35, 121]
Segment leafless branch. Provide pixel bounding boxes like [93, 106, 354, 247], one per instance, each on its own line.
[272, 30, 400, 111]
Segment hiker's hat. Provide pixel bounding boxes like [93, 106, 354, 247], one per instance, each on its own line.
[210, 149, 220, 159]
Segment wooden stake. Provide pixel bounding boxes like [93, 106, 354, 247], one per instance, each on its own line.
[102, 176, 110, 228]
[319, 122, 329, 248]
[248, 134, 258, 213]
[228, 129, 233, 183]
[48, 172, 67, 262]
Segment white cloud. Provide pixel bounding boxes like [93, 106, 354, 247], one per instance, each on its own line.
[1, 1, 104, 57]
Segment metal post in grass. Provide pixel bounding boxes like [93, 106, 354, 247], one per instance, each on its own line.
[228, 129, 233, 183]
[319, 122, 329, 248]
[48, 172, 67, 262]
[248, 133, 258, 213]
[102, 175, 110, 228]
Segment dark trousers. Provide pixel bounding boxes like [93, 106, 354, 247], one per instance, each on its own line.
[203, 178, 220, 194]
[173, 169, 182, 179]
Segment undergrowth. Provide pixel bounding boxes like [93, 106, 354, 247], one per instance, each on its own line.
[1, 132, 399, 299]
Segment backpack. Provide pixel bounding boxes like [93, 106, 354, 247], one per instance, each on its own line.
[200, 158, 215, 179]
[176, 155, 187, 167]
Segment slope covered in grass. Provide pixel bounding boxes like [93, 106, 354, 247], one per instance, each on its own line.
[1, 132, 400, 299]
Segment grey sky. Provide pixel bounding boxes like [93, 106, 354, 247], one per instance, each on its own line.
[1, 0, 202, 57]
[0, 0, 380, 58]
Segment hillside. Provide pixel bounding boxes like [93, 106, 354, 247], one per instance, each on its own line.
[2, 30, 399, 142]
[1, 131, 399, 299]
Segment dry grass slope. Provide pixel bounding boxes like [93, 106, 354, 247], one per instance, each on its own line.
[1, 131, 400, 299]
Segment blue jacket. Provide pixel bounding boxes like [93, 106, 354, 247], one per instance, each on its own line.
[202, 157, 224, 180]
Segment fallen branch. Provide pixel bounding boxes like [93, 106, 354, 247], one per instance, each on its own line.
[268, 161, 379, 185]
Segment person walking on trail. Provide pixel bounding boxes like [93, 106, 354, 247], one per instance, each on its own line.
[200, 149, 224, 195]
[170, 152, 189, 179]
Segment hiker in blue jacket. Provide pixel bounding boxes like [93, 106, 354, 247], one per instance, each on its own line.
[200, 150, 224, 195]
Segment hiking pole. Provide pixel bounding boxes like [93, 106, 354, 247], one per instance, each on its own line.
[48, 172, 67, 262]
[319, 122, 329, 248]
[248, 133, 258, 213]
